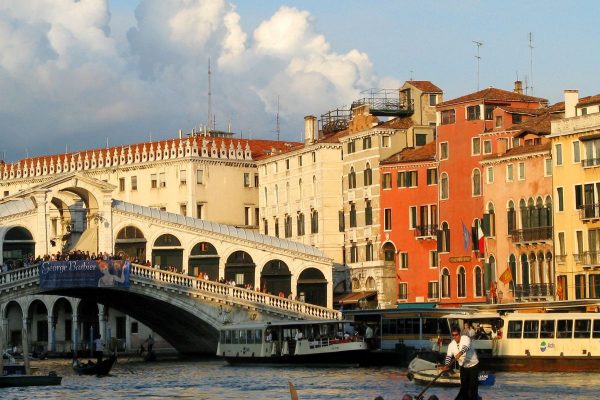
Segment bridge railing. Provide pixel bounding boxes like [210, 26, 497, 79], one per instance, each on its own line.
[0, 265, 39, 286]
[131, 264, 342, 320]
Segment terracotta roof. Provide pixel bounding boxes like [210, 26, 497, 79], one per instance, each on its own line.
[381, 141, 436, 164]
[508, 112, 560, 137]
[316, 128, 351, 144]
[577, 93, 600, 107]
[405, 80, 443, 93]
[483, 142, 551, 161]
[377, 116, 414, 130]
[496, 106, 545, 115]
[547, 101, 565, 113]
[437, 87, 547, 108]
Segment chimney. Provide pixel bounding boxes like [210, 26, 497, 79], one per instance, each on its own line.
[178, 129, 183, 139]
[304, 115, 317, 145]
[513, 80, 523, 94]
[564, 89, 579, 118]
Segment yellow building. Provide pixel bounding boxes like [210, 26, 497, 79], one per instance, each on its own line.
[549, 90, 600, 300]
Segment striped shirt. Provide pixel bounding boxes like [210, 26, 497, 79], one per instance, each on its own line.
[445, 335, 479, 368]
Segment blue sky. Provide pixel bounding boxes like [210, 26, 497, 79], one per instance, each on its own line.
[1, 0, 599, 163]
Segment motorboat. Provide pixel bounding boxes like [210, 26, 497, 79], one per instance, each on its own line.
[1, 352, 61, 387]
[217, 319, 369, 365]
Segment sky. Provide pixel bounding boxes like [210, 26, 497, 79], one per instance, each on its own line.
[1, 0, 600, 163]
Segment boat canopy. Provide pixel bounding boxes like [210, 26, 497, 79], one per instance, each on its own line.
[442, 313, 501, 320]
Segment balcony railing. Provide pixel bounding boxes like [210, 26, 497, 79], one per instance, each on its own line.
[573, 253, 583, 264]
[513, 283, 555, 300]
[580, 203, 600, 220]
[510, 226, 553, 243]
[414, 224, 438, 238]
[555, 254, 567, 263]
[582, 157, 600, 168]
[583, 251, 600, 267]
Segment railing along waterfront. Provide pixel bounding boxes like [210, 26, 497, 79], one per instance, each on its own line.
[510, 226, 553, 243]
[1, 264, 341, 320]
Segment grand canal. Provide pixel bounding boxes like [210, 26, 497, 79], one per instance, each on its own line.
[2, 358, 599, 399]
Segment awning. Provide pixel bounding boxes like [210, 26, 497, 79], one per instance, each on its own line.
[334, 291, 377, 305]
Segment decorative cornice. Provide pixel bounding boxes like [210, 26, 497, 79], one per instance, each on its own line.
[480, 150, 550, 166]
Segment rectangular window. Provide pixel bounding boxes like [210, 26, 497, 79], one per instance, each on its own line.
[429, 251, 438, 268]
[285, 159, 290, 170]
[558, 232, 566, 256]
[399, 252, 409, 269]
[384, 208, 392, 230]
[429, 94, 437, 106]
[512, 114, 522, 124]
[347, 140, 355, 154]
[196, 169, 204, 184]
[159, 172, 166, 187]
[397, 171, 406, 188]
[575, 184, 583, 209]
[254, 174, 259, 187]
[338, 211, 345, 232]
[382, 172, 392, 189]
[180, 169, 187, 185]
[428, 282, 439, 299]
[523, 320, 539, 339]
[131, 322, 139, 334]
[363, 136, 372, 149]
[483, 140, 492, 154]
[427, 168, 438, 185]
[507, 320, 523, 339]
[381, 135, 391, 148]
[495, 115, 503, 127]
[119, 178, 125, 192]
[486, 166, 494, 183]
[151, 174, 157, 189]
[557, 187, 564, 211]
[574, 319, 591, 338]
[407, 171, 418, 187]
[180, 204, 187, 216]
[409, 206, 417, 229]
[540, 320, 555, 338]
[467, 105, 480, 120]
[398, 283, 408, 300]
[485, 105, 494, 120]
[441, 109, 455, 125]
[545, 158, 552, 176]
[573, 141, 580, 163]
[196, 203, 203, 219]
[440, 142, 448, 160]
[518, 162, 525, 180]
[506, 164, 514, 182]
[298, 155, 303, 166]
[131, 176, 137, 191]
[243, 173, 250, 187]
[472, 137, 481, 155]
[415, 133, 427, 146]
[555, 143, 563, 166]
[557, 319, 573, 338]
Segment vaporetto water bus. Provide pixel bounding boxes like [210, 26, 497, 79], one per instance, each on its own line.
[216, 319, 369, 365]
[439, 300, 600, 372]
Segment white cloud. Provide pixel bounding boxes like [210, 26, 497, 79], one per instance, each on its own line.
[0, 0, 380, 162]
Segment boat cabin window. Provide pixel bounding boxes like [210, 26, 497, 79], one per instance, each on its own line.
[593, 320, 600, 338]
[574, 320, 591, 338]
[523, 320, 539, 338]
[383, 318, 420, 335]
[221, 329, 263, 344]
[540, 320, 555, 338]
[422, 318, 450, 336]
[557, 320, 573, 338]
[507, 320, 523, 338]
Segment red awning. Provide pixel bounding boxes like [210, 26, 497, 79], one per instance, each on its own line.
[334, 291, 377, 305]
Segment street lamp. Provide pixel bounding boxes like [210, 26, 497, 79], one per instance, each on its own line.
[498, 290, 503, 304]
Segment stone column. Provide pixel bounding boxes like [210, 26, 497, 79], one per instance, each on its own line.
[33, 190, 50, 257]
[98, 304, 107, 344]
[22, 318, 30, 375]
[125, 315, 132, 352]
[47, 315, 56, 352]
[0, 317, 6, 374]
[72, 314, 79, 355]
[97, 190, 114, 255]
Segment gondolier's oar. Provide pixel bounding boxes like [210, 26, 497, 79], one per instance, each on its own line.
[413, 358, 456, 400]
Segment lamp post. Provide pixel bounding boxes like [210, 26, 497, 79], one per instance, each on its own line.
[498, 290, 503, 304]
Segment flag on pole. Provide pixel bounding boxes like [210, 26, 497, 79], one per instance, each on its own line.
[462, 222, 471, 251]
[477, 222, 485, 254]
[499, 267, 513, 285]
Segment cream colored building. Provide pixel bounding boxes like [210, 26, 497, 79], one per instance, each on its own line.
[549, 90, 600, 300]
[341, 81, 442, 307]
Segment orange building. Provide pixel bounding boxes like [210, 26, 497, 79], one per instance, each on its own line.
[379, 142, 439, 303]
[435, 86, 547, 305]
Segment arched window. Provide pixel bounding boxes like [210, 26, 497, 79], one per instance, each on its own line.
[365, 277, 376, 290]
[352, 278, 361, 291]
[545, 196, 553, 227]
[474, 266, 483, 297]
[472, 169, 481, 196]
[349, 167, 356, 189]
[365, 200, 373, 225]
[284, 215, 292, 238]
[458, 266, 466, 297]
[364, 163, 373, 186]
[366, 241, 373, 261]
[311, 210, 319, 233]
[382, 242, 396, 262]
[439, 222, 450, 252]
[349, 203, 357, 227]
[440, 172, 449, 199]
[509, 254, 517, 292]
[274, 218, 279, 238]
[298, 179, 303, 199]
[485, 256, 495, 295]
[297, 213, 305, 236]
[264, 187, 268, 206]
[519, 199, 528, 229]
[274, 184, 279, 204]
[487, 202, 496, 236]
[534, 197, 544, 228]
[312, 175, 316, 196]
[286, 182, 290, 203]
[521, 253, 530, 288]
[507, 200, 516, 234]
[442, 268, 451, 298]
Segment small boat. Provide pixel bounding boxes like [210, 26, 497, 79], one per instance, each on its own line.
[72, 355, 117, 376]
[407, 356, 495, 387]
[217, 319, 369, 366]
[1, 363, 61, 388]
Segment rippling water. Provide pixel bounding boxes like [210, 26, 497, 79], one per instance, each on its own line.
[2, 358, 599, 400]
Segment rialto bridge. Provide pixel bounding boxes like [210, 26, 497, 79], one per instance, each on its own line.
[0, 172, 339, 355]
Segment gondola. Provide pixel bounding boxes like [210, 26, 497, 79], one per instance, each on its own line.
[72, 355, 117, 376]
[407, 356, 495, 387]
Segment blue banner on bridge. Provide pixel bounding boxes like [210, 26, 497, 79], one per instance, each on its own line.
[39, 259, 130, 289]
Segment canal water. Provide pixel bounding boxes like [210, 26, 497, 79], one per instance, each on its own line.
[2, 358, 599, 399]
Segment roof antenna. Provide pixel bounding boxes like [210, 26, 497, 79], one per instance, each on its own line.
[208, 57, 213, 132]
[528, 32, 534, 95]
[276, 95, 280, 141]
[473, 41, 483, 91]
[410, 70, 414, 80]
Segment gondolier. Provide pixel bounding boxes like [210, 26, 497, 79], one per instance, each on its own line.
[441, 325, 479, 400]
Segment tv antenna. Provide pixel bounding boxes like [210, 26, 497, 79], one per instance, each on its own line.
[528, 32, 534, 95]
[207, 57, 213, 131]
[276, 96, 280, 141]
[473, 41, 483, 90]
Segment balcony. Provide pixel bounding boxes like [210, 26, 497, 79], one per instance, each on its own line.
[555, 254, 567, 263]
[583, 251, 600, 268]
[513, 283, 555, 301]
[510, 226, 553, 244]
[580, 203, 600, 221]
[582, 157, 600, 168]
[414, 224, 438, 239]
